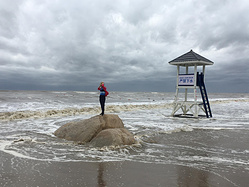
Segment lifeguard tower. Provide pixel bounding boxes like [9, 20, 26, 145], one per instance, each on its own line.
[169, 50, 214, 118]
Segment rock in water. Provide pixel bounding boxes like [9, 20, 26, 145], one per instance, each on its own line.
[54, 114, 135, 147]
[54, 115, 103, 143]
[90, 128, 135, 147]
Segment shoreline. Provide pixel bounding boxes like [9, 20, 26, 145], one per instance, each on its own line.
[0, 150, 247, 187]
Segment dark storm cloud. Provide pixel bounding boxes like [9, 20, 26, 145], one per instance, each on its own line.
[207, 58, 249, 92]
[0, 0, 249, 92]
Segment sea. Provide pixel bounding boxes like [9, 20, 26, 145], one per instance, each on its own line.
[0, 90, 249, 185]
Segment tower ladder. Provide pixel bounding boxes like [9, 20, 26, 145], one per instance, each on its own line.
[197, 72, 212, 118]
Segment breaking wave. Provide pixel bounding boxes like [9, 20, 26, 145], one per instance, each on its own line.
[1, 98, 248, 121]
[210, 98, 249, 104]
[0, 103, 173, 121]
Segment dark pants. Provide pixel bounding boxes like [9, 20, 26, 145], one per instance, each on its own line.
[99, 95, 106, 115]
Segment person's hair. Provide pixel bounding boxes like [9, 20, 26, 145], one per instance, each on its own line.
[100, 82, 104, 86]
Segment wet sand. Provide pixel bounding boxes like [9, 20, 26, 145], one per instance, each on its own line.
[0, 150, 248, 187]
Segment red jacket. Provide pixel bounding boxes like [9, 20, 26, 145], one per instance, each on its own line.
[98, 85, 109, 96]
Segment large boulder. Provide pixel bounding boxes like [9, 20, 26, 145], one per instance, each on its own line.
[54, 115, 103, 143]
[102, 114, 124, 129]
[90, 128, 135, 147]
[54, 114, 135, 147]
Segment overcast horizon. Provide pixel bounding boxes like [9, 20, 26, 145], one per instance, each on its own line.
[1, 0, 249, 93]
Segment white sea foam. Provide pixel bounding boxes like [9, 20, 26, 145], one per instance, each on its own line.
[0, 103, 173, 121]
[0, 140, 47, 161]
[177, 155, 249, 167]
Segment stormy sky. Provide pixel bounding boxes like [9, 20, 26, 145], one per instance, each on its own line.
[0, 0, 249, 92]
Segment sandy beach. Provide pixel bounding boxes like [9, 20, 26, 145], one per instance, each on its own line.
[0, 153, 245, 187]
[1, 154, 247, 187]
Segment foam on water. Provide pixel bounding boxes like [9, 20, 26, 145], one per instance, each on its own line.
[0, 103, 172, 121]
[0, 91, 249, 183]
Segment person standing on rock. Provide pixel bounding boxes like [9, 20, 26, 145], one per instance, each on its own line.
[98, 82, 109, 116]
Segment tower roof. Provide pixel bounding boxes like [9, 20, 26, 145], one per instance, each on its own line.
[169, 50, 214, 66]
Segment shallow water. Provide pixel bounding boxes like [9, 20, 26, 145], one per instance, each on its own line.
[0, 91, 249, 186]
